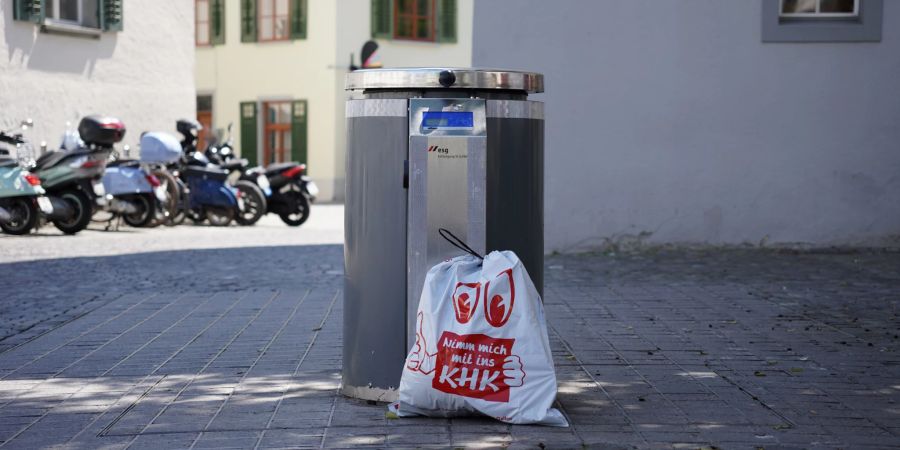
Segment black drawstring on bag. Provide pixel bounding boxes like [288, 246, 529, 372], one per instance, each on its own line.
[438, 228, 484, 260]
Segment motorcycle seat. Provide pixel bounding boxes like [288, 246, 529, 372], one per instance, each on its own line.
[184, 165, 228, 182]
[222, 158, 249, 171]
[0, 157, 17, 168]
[33, 150, 70, 171]
[107, 159, 140, 168]
[265, 162, 301, 177]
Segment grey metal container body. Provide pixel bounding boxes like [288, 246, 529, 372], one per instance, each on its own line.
[343, 73, 544, 401]
[343, 99, 409, 400]
[486, 115, 544, 295]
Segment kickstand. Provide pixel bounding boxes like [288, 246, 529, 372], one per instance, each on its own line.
[103, 215, 121, 232]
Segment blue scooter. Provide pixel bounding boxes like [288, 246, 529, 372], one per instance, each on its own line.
[175, 119, 242, 226]
[182, 151, 242, 226]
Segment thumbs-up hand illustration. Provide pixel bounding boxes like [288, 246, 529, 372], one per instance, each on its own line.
[502, 355, 525, 387]
[406, 312, 437, 375]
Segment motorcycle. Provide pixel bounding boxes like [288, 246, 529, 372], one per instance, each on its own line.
[175, 119, 242, 226]
[0, 126, 51, 235]
[206, 123, 318, 227]
[29, 116, 118, 234]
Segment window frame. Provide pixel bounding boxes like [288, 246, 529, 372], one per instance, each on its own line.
[46, 0, 84, 26]
[393, 0, 436, 42]
[779, 0, 859, 18]
[257, 0, 291, 43]
[195, 0, 211, 46]
[761, 0, 883, 42]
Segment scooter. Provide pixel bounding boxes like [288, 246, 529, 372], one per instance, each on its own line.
[175, 119, 242, 226]
[262, 161, 318, 226]
[204, 124, 267, 226]
[0, 128, 51, 235]
[98, 152, 159, 228]
[28, 116, 118, 234]
[138, 132, 184, 227]
[206, 122, 318, 227]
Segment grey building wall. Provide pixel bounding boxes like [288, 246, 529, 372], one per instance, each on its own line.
[472, 1, 900, 252]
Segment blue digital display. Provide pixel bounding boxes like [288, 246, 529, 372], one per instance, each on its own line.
[422, 111, 474, 129]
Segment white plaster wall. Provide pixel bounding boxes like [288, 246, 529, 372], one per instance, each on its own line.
[473, 0, 900, 251]
[0, 0, 195, 152]
[196, 0, 341, 201]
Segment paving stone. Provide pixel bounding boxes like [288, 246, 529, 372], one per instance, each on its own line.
[2, 214, 900, 447]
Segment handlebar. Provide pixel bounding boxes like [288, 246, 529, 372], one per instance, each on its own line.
[0, 131, 25, 145]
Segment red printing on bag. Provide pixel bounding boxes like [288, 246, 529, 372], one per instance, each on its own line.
[452, 282, 481, 324]
[432, 331, 523, 403]
[484, 268, 515, 328]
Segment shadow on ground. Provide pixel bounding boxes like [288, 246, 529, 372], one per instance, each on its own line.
[0, 245, 344, 352]
[0, 247, 898, 448]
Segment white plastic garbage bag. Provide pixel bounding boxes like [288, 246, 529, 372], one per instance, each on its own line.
[391, 250, 568, 426]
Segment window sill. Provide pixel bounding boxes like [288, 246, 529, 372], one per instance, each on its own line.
[41, 20, 102, 39]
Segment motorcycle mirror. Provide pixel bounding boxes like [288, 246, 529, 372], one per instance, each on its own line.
[21, 118, 33, 130]
[227, 123, 233, 132]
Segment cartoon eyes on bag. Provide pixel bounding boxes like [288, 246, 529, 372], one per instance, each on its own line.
[451, 269, 515, 327]
[484, 268, 515, 328]
[452, 282, 480, 324]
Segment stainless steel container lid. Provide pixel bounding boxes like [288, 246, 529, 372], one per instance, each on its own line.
[345, 68, 544, 93]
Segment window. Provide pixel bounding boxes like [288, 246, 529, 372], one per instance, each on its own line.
[258, 0, 290, 41]
[197, 96, 214, 149]
[45, 0, 99, 28]
[371, 0, 456, 43]
[762, 0, 882, 42]
[13, 0, 122, 32]
[780, 0, 857, 17]
[196, 0, 225, 46]
[394, 0, 434, 41]
[240, 0, 306, 43]
[263, 101, 293, 164]
[239, 100, 307, 167]
[196, 0, 211, 45]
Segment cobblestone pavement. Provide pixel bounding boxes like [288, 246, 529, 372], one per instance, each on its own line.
[1, 208, 899, 448]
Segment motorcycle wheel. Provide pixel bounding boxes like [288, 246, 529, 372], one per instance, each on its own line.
[188, 207, 206, 224]
[167, 178, 189, 226]
[0, 198, 38, 235]
[122, 194, 156, 228]
[278, 192, 310, 227]
[150, 170, 178, 227]
[234, 180, 266, 226]
[206, 206, 234, 227]
[52, 189, 93, 235]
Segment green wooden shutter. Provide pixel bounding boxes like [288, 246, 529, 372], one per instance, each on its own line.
[289, 0, 307, 40]
[13, 0, 44, 23]
[240, 102, 258, 167]
[371, 0, 392, 39]
[291, 100, 308, 165]
[100, 0, 123, 31]
[241, 0, 257, 43]
[436, 0, 456, 43]
[210, 0, 226, 45]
